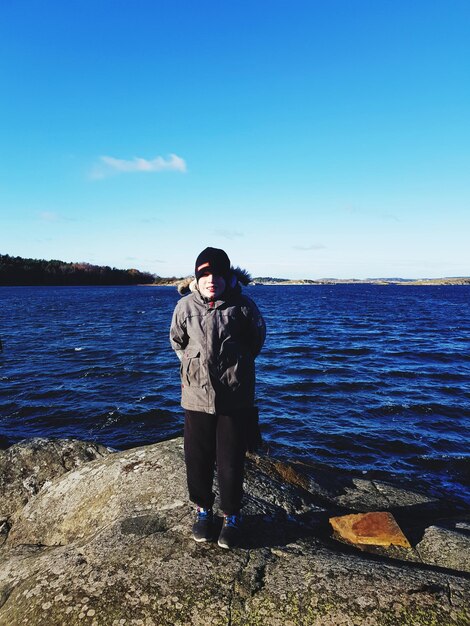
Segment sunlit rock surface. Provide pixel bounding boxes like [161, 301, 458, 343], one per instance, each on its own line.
[329, 511, 412, 548]
[0, 437, 469, 625]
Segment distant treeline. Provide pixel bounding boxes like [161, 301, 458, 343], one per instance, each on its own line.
[0, 254, 156, 286]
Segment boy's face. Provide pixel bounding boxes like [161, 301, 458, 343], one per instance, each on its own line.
[198, 271, 226, 300]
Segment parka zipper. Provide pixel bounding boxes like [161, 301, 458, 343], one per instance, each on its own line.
[206, 300, 216, 413]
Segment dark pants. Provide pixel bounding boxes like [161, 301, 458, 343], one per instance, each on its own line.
[184, 409, 247, 515]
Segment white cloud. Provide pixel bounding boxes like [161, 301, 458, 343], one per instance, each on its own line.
[91, 153, 187, 179]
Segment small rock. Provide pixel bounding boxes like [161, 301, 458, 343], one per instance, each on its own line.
[329, 511, 412, 548]
[416, 525, 470, 572]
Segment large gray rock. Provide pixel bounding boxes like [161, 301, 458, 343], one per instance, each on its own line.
[0, 437, 469, 625]
[0, 438, 111, 520]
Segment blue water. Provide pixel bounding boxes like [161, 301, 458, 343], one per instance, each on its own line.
[1, 284, 469, 504]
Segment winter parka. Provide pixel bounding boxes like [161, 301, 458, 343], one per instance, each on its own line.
[170, 269, 266, 414]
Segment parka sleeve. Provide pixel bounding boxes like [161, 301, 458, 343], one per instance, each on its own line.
[169, 302, 188, 360]
[244, 298, 266, 357]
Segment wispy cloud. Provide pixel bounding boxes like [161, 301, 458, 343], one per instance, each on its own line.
[380, 213, 400, 222]
[91, 153, 187, 179]
[213, 229, 244, 240]
[37, 211, 78, 223]
[340, 205, 361, 215]
[139, 217, 163, 224]
[293, 243, 326, 251]
[38, 211, 60, 222]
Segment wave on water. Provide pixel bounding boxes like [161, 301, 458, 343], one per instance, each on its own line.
[0, 283, 469, 504]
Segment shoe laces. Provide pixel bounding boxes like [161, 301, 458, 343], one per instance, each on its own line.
[223, 514, 239, 528]
[197, 507, 211, 520]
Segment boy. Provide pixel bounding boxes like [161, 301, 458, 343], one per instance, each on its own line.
[170, 247, 265, 548]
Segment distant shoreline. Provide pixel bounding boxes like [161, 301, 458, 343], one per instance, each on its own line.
[3, 254, 468, 287]
[2, 278, 469, 288]
[147, 277, 470, 287]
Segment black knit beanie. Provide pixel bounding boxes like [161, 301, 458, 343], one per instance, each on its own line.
[195, 247, 231, 282]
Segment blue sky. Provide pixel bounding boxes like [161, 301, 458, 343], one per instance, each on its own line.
[1, 0, 469, 279]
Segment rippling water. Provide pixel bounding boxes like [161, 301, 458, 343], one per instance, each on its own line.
[1, 284, 469, 504]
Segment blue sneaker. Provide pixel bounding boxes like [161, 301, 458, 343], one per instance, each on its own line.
[218, 514, 241, 549]
[192, 507, 213, 542]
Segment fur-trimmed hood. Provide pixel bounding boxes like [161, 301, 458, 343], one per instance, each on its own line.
[177, 266, 252, 296]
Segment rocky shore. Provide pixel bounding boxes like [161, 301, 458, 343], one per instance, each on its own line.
[0, 437, 469, 625]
